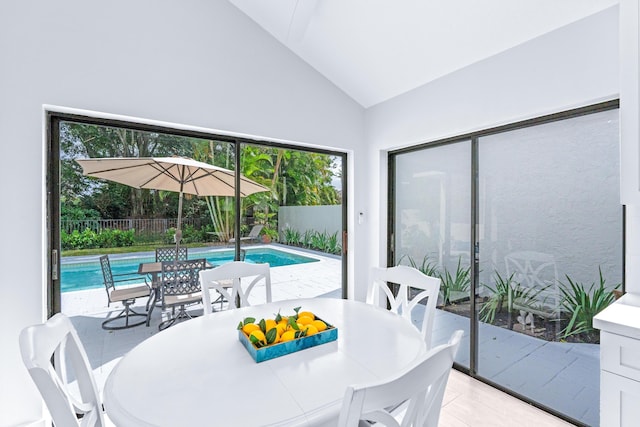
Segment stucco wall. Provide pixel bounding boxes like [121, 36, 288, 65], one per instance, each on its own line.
[278, 205, 342, 238]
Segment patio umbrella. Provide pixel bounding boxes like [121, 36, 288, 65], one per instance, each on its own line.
[75, 156, 269, 244]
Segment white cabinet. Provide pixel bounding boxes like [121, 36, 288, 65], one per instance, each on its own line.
[594, 294, 640, 426]
[620, 0, 640, 204]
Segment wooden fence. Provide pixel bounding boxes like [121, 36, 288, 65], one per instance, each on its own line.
[61, 218, 205, 236]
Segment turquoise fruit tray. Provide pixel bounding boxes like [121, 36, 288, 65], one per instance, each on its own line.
[238, 319, 338, 363]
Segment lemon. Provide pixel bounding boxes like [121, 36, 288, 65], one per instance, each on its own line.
[265, 319, 277, 331]
[242, 323, 260, 336]
[249, 330, 266, 345]
[297, 311, 315, 320]
[305, 325, 319, 336]
[297, 315, 313, 326]
[276, 323, 287, 335]
[311, 320, 327, 332]
[280, 330, 296, 342]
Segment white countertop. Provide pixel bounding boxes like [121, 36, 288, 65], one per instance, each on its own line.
[594, 293, 640, 339]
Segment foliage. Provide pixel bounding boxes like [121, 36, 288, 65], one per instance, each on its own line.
[558, 268, 620, 339]
[61, 199, 100, 221]
[60, 123, 343, 245]
[61, 228, 135, 250]
[479, 271, 541, 324]
[439, 257, 470, 306]
[397, 254, 439, 277]
[282, 227, 301, 245]
[162, 224, 213, 245]
[280, 227, 341, 255]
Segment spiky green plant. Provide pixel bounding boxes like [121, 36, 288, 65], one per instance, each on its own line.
[397, 254, 440, 277]
[439, 257, 470, 306]
[559, 268, 619, 339]
[479, 271, 541, 324]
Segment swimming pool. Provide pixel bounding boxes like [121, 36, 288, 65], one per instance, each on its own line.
[60, 247, 319, 293]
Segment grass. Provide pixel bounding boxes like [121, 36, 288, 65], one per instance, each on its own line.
[61, 242, 217, 257]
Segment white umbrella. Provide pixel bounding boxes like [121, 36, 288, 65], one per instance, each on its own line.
[75, 156, 268, 243]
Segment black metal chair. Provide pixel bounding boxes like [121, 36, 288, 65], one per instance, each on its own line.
[155, 246, 188, 262]
[158, 258, 207, 330]
[99, 255, 151, 330]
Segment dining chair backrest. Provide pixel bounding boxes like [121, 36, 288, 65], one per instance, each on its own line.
[199, 261, 271, 313]
[156, 246, 188, 263]
[160, 258, 206, 299]
[337, 330, 463, 427]
[19, 313, 107, 427]
[369, 265, 441, 349]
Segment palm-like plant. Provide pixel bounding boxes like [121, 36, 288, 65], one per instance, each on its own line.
[479, 271, 540, 324]
[439, 257, 470, 306]
[397, 254, 439, 277]
[559, 267, 619, 339]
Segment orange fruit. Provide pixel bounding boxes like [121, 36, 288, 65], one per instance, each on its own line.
[304, 325, 319, 336]
[297, 315, 313, 326]
[249, 330, 266, 345]
[242, 323, 260, 336]
[280, 330, 296, 342]
[297, 311, 315, 320]
[311, 320, 327, 332]
[265, 319, 277, 331]
[276, 323, 287, 335]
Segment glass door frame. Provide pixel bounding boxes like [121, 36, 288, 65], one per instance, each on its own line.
[46, 110, 348, 316]
[387, 99, 621, 426]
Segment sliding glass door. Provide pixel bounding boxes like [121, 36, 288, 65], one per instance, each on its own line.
[392, 140, 471, 368]
[389, 102, 621, 426]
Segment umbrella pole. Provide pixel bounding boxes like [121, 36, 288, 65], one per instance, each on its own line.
[175, 192, 183, 254]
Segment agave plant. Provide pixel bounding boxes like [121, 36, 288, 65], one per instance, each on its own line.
[397, 254, 440, 277]
[439, 257, 470, 306]
[558, 267, 620, 339]
[479, 271, 541, 324]
[282, 227, 301, 246]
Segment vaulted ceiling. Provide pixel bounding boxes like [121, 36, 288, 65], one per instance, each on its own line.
[229, 0, 618, 108]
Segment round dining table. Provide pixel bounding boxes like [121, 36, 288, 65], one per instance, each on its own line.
[103, 297, 427, 426]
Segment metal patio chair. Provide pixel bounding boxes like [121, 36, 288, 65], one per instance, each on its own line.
[100, 255, 151, 330]
[158, 258, 207, 330]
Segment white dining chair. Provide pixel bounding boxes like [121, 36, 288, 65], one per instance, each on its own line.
[369, 265, 441, 349]
[19, 313, 113, 427]
[199, 261, 272, 313]
[337, 329, 463, 427]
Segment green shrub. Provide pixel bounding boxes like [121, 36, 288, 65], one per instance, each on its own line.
[559, 268, 620, 339]
[439, 258, 470, 306]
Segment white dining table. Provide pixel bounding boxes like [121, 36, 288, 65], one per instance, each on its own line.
[103, 297, 427, 427]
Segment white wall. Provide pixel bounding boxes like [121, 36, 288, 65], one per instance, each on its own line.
[363, 6, 620, 301]
[0, 1, 365, 424]
[278, 205, 342, 238]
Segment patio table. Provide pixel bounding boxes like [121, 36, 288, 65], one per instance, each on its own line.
[103, 297, 427, 426]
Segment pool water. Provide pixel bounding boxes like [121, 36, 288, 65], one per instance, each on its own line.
[61, 248, 319, 293]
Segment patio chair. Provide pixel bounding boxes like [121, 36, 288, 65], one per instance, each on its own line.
[100, 255, 151, 330]
[228, 224, 264, 244]
[337, 329, 462, 427]
[19, 313, 113, 427]
[199, 261, 271, 313]
[368, 265, 440, 349]
[155, 246, 188, 262]
[158, 258, 207, 330]
[504, 251, 560, 329]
